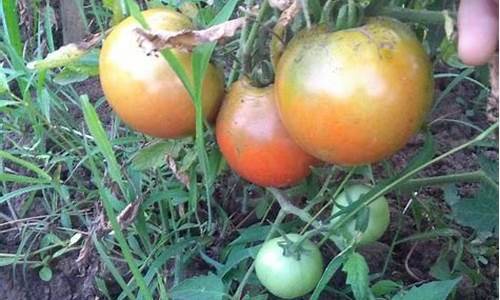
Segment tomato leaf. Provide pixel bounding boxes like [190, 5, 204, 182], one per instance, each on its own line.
[131, 141, 175, 170]
[170, 273, 226, 300]
[371, 280, 402, 297]
[392, 277, 461, 300]
[342, 252, 372, 300]
[451, 183, 499, 235]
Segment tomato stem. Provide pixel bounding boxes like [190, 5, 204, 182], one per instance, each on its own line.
[400, 170, 498, 191]
[242, 0, 270, 78]
[227, 0, 255, 86]
[371, 7, 455, 24]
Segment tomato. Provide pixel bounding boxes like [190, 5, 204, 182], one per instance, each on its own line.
[275, 18, 434, 165]
[99, 8, 224, 138]
[215, 80, 318, 187]
[254, 234, 324, 299]
[330, 184, 390, 246]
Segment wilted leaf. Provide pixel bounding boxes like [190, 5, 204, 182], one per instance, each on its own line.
[135, 17, 246, 53]
[392, 278, 461, 300]
[27, 33, 102, 70]
[170, 273, 225, 300]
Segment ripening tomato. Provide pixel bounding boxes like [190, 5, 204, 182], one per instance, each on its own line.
[255, 234, 324, 299]
[99, 8, 224, 138]
[275, 18, 434, 165]
[330, 184, 390, 246]
[215, 80, 318, 187]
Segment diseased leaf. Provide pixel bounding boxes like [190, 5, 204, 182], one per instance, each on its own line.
[27, 34, 102, 70]
[392, 278, 461, 300]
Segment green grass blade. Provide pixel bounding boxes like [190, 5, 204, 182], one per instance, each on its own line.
[98, 185, 154, 300]
[190, 0, 240, 231]
[80, 95, 126, 199]
[93, 235, 138, 300]
[0, 184, 52, 205]
[0, 173, 51, 184]
[0, 0, 23, 56]
[0, 150, 52, 180]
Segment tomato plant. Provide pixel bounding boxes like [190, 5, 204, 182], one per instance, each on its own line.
[331, 184, 390, 246]
[275, 17, 434, 165]
[254, 234, 324, 299]
[215, 79, 318, 187]
[99, 8, 224, 138]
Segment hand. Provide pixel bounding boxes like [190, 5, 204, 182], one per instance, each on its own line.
[458, 0, 499, 66]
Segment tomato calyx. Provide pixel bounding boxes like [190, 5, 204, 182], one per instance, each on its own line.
[276, 234, 312, 261]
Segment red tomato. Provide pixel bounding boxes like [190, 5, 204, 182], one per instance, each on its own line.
[216, 79, 318, 187]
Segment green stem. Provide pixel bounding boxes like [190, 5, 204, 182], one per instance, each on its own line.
[372, 7, 454, 24]
[400, 170, 498, 191]
[232, 210, 285, 299]
[242, 0, 270, 77]
[227, 0, 254, 86]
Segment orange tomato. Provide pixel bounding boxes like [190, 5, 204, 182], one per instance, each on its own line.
[99, 8, 224, 138]
[275, 18, 434, 165]
[216, 80, 318, 187]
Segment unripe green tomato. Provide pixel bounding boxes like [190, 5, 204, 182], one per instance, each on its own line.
[254, 234, 324, 299]
[331, 184, 390, 246]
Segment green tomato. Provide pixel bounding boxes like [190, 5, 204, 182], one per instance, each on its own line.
[254, 234, 324, 299]
[331, 184, 390, 246]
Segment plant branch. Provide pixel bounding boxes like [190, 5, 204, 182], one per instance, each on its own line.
[400, 170, 498, 191]
[371, 7, 455, 24]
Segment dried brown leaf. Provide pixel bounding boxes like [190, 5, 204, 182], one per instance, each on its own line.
[115, 197, 144, 230]
[167, 156, 190, 188]
[135, 17, 246, 53]
[276, 0, 301, 28]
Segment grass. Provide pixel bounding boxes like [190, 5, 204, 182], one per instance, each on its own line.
[0, 0, 498, 299]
